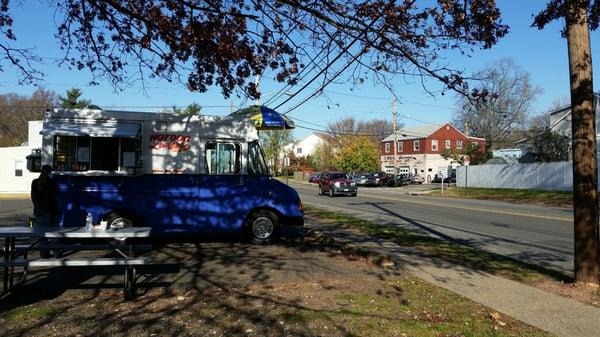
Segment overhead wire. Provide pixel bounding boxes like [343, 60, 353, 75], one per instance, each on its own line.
[291, 118, 435, 139]
[272, 7, 388, 112]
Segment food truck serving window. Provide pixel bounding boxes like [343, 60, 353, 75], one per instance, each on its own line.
[53, 135, 142, 173]
[206, 142, 241, 175]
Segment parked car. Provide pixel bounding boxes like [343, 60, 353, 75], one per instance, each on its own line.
[408, 174, 425, 184]
[371, 172, 394, 186]
[318, 172, 357, 197]
[354, 174, 378, 187]
[308, 173, 320, 183]
[387, 174, 411, 187]
[432, 169, 456, 183]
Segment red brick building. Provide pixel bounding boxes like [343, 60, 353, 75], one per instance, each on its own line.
[380, 123, 485, 182]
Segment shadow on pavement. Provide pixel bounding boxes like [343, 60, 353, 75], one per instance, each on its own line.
[0, 226, 403, 337]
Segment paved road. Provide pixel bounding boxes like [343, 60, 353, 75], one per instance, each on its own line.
[290, 181, 575, 273]
[0, 197, 32, 226]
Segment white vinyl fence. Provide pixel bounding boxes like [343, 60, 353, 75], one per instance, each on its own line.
[456, 162, 576, 191]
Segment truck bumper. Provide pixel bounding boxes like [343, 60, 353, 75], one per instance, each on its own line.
[332, 186, 358, 195]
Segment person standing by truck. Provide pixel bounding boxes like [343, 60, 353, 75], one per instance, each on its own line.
[31, 165, 59, 257]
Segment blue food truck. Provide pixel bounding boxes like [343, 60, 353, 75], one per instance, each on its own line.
[27, 108, 303, 244]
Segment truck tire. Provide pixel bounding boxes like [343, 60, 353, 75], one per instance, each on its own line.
[245, 210, 280, 245]
[104, 212, 134, 230]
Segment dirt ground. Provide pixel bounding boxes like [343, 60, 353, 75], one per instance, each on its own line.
[0, 230, 550, 337]
[533, 280, 600, 307]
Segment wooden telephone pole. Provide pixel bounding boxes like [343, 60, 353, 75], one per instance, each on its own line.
[566, 3, 599, 283]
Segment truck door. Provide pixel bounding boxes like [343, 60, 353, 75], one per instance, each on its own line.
[198, 141, 249, 232]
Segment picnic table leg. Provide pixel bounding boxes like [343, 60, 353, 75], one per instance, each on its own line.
[9, 237, 15, 289]
[123, 266, 136, 300]
[123, 242, 137, 300]
[3, 237, 9, 292]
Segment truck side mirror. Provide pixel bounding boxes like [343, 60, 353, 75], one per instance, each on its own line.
[26, 152, 42, 173]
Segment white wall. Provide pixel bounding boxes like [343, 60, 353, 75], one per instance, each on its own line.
[27, 121, 43, 148]
[293, 133, 325, 157]
[382, 154, 454, 183]
[456, 162, 574, 191]
[0, 121, 43, 193]
[0, 146, 39, 193]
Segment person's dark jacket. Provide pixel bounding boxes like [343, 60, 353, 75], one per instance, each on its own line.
[31, 177, 59, 217]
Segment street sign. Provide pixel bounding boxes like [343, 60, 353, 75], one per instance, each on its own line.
[462, 155, 470, 166]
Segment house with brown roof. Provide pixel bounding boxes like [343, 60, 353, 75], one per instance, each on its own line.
[381, 123, 485, 182]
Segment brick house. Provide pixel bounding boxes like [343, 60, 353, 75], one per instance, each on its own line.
[380, 123, 485, 182]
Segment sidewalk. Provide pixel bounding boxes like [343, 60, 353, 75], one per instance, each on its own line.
[304, 214, 600, 337]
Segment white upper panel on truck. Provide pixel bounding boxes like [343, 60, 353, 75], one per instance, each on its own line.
[40, 108, 258, 175]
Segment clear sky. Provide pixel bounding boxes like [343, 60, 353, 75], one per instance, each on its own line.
[2, 1, 599, 140]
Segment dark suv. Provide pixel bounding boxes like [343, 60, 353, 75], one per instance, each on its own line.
[371, 172, 394, 186]
[318, 172, 357, 197]
[387, 174, 411, 187]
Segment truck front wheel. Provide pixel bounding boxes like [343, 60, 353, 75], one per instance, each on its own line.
[245, 210, 280, 245]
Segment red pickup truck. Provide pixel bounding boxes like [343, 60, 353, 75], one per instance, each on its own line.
[318, 172, 358, 197]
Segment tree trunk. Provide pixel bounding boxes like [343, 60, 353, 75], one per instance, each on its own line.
[566, 4, 599, 283]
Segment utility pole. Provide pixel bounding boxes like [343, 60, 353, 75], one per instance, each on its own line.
[229, 99, 234, 114]
[255, 74, 261, 105]
[392, 98, 398, 176]
[565, 3, 599, 283]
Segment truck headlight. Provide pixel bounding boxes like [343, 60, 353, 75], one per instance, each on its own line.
[351, 182, 356, 186]
[334, 182, 341, 187]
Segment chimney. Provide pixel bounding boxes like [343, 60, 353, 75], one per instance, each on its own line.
[463, 122, 470, 137]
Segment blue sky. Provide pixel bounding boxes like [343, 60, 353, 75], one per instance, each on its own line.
[2, 1, 599, 140]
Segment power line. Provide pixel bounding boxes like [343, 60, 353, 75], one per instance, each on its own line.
[272, 9, 386, 112]
[292, 120, 432, 139]
[260, 76, 453, 108]
[0, 105, 230, 110]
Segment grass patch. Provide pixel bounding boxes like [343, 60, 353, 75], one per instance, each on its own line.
[278, 276, 551, 337]
[2, 306, 58, 322]
[306, 206, 572, 283]
[428, 187, 572, 207]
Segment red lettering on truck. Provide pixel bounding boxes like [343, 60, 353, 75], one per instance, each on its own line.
[149, 134, 191, 152]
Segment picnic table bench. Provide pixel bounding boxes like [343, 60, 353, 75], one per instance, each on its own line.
[1, 226, 152, 300]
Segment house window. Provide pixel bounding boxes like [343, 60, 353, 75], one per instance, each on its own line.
[14, 160, 23, 177]
[457, 140, 463, 149]
[397, 141, 403, 153]
[413, 140, 420, 151]
[431, 139, 438, 151]
[296, 147, 302, 154]
[385, 143, 390, 153]
[445, 140, 451, 149]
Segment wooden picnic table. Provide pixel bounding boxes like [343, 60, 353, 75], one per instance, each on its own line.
[1, 226, 151, 300]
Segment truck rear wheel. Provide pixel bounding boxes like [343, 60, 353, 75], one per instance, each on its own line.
[105, 212, 134, 229]
[245, 210, 280, 245]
